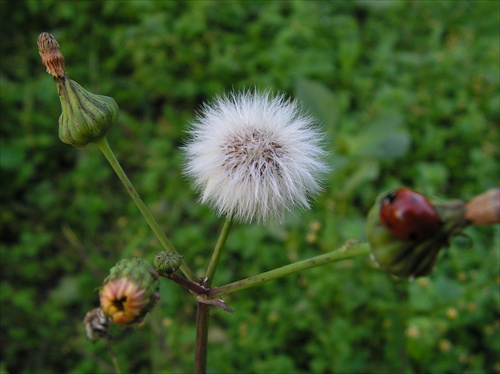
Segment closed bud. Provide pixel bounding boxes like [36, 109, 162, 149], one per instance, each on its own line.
[37, 32, 118, 148]
[154, 251, 183, 276]
[57, 77, 118, 148]
[100, 258, 160, 325]
[366, 188, 467, 279]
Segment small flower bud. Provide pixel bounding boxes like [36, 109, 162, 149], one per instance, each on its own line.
[57, 77, 119, 148]
[154, 251, 183, 276]
[100, 258, 160, 325]
[366, 188, 467, 279]
[37, 32, 119, 148]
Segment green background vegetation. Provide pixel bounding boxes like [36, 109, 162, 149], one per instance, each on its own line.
[1, 1, 499, 373]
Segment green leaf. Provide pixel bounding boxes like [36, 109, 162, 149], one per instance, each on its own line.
[294, 77, 338, 131]
[344, 114, 411, 159]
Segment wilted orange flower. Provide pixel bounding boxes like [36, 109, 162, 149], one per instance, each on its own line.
[100, 278, 148, 325]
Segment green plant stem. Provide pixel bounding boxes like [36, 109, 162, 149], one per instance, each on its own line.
[95, 136, 197, 282]
[205, 217, 233, 287]
[194, 302, 210, 374]
[208, 241, 370, 298]
[105, 338, 122, 374]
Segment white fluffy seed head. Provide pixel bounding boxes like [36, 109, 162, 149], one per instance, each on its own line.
[183, 90, 329, 223]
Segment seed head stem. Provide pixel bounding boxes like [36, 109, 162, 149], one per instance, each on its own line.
[205, 217, 233, 287]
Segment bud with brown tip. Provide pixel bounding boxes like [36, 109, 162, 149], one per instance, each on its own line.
[37, 32, 119, 148]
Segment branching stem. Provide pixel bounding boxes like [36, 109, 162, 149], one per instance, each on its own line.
[208, 241, 370, 298]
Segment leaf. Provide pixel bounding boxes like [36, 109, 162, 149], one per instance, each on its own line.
[49, 276, 81, 305]
[344, 113, 411, 159]
[294, 77, 338, 132]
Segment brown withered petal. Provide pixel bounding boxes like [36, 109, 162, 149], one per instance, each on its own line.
[37, 32, 65, 78]
[465, 188, 500, 225]
[83, 308, 109, 342]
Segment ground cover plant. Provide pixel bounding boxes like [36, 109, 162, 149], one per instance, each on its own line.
[1, 1, 499, 373]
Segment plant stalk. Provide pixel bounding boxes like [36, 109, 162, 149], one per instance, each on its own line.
[164, 273, 208, 295]
[205, 217, 233, 287]
[194, 216, 233, 373]
[194, 302, 210, 374]
[208, 241, 370, 298]
[95, 136, 197, 282]
[105, 338, 121, 374]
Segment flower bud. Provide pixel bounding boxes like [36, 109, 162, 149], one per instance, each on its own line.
[57, 77, 118, 148]
[37, 32, 118, 148]
[366, 188, 467, 279]
[154, 251, 183, 276]
[99, 258, 160, 325]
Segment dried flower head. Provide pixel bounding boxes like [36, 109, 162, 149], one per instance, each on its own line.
[37, 32, 65, 78]
[99, 258, 160, 325]
[83, 308, 109, 342]
[100, 278, 148, 325]
[183, 90, 329, 223]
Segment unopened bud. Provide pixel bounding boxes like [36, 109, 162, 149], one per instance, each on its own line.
[366, 188, 467, 279]
[154, 251, 183, 276]
[37, 32, 119, 148]
[57, 77, 118, 147]
[100, 258, 160, 325]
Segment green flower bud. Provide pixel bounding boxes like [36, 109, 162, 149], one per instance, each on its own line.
[100, 258, 160, 325]
[57, 77, 118, 148]
[366, 188, 467, 279]
[38, 32, 118, 148]
[154, 251, 183, 276]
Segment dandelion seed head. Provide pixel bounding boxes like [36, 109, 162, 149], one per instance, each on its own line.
[183, 90, 329, 223]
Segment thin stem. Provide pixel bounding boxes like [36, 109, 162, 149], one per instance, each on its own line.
[194, 302, 210, 374]
[164, 273, 208, 295]
[193, 217, 233, 374]
[208, 241, 370, 298]
[95, 137, 197, 282]
[105, 338, 122, 374]
[205, 217, 233, 287]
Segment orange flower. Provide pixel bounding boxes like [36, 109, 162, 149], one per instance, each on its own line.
[100, 278, 148, 325]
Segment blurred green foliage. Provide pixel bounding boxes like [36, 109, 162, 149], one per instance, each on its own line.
[1, 1, 499, 373]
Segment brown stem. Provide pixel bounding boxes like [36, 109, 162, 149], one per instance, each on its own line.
[194, 302, 210, 374]
[164, 273, 208, 295]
